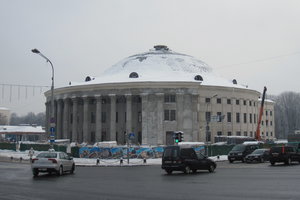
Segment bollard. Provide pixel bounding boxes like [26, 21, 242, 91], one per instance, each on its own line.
[120, 157, 123, 165]
[217, 155, 220, 159]
[20, 157, 23, 162]
[143, 158, 147, 164]
[10, 156, 13, 161]
[96, 158, 100, 165]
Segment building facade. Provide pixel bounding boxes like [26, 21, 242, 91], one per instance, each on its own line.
[45, 45, 275, 145]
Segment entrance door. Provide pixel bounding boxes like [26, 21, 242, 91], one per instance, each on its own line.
[166, 131, 175, 145]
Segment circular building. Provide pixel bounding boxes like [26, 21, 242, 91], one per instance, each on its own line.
[45, 45, 275, 145]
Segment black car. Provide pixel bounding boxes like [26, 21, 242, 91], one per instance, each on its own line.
[269, 146, 300, 165]
[161, 146, 216, 174]
[228, 143, 259, 163]
[245, 148, 270, 163]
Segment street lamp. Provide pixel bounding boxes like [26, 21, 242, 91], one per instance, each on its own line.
[205, 94, 218, 156]
[31, 48, 55, 149]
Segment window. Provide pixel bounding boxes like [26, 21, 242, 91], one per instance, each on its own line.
[205, 112, 211, 122]
[271, 132, 273, 136]
[138, 112, 142, 123]
[236, 100, 240, 105]
[227, 99, 231, 104]
[217, 98, 222, 104]
[205, 98, 211, 103]
[217, 112, 222, 122]
[261, 121, 264, 125]
[217, 131, 222, 136]
[271, 121, 273, 126]
[91, 112, 95, 124]
[270, 111, 273, 116]
[243, 113, 247, 123]
[243, 100, 246, 105]
[129, 72, 139, 78]
[250, 131, 253, 137]
[249, 114, 252, 123]
[101, 112, 106, 123]
[254, 114, 257, 124]
[164, 94, 176, 103]
[266, 110, 268, 116]
[249, 101, 252, 106]
[116, 112, 118, 123]
[227, 132, 232, 136]
[236, 113, 240, 123]
[227, 112, 232, 122]
[164, 110, 176, 121]
[266, 132, 269, 136]
[244, 131, 248, 136]
[124, 112, 127, 123]
[194, 75, 203, 81]
[236, 131, 241, 136]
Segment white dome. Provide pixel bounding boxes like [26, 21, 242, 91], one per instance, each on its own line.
[71, 45, 247, 89]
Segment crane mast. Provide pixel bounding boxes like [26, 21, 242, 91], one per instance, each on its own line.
[256, 86, 267, 141]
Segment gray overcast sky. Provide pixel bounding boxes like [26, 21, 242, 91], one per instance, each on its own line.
[0, 0, 300, 115]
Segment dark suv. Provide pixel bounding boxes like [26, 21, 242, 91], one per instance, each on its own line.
[228, 144, 259, 163]
[161, 146, 216, 174]
[269, 146, 300, 165]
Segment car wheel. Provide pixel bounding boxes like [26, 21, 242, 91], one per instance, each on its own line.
[229, 159, 234, 163]
[57, 166, 63, 176]
[208, 164, 215, 173]
[165, 170, 172, 175]
[183, 166, 191, 174]
[270, 161, 275, 166]
[241, 158, 245, 163]
[70, 164, 75, 174]
[192, 169, 197, 173]
[33, 169, 39, 177]
[285, 158, 291, 165]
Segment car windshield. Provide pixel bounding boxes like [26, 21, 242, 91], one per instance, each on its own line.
[232, 144, 245, 151]
[251, 149, 265, 154]
[37, 153, 57, 158]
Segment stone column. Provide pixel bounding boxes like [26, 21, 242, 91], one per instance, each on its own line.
[56, 99, 63, 139]
[95, 95, 102, 142]
[63, 98, 70, 139]
[45, 102, 50, 138]
[125, 94, 132, 135]
[72, 97, 78, 142]
[176, 93, 184, 132]
[141, 93, 148, 145]
[156, 93, 164, 145]
[82, 96, 90, 143]
[109, 94, 116, 141]
[192, 94, 199, 141]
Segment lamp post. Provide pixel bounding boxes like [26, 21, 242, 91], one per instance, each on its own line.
[205, 94, 218, 156]
[31, 49, 55, 149]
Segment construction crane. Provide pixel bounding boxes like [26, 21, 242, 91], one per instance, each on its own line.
[256, 86, 267, 141]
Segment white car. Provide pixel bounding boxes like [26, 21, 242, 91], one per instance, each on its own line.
[31, 151, 75, 177]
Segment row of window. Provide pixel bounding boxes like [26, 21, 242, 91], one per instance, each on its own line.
[215, 131, 273, 137]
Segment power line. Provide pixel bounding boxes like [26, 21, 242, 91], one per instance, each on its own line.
[215, 51, 300, 70]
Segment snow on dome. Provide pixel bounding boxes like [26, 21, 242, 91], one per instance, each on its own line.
[70, 45, 248, 89]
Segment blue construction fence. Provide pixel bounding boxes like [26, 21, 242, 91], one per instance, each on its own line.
[79, 146, 206, 159]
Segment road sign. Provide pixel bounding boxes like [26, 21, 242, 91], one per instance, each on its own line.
[129, 132, 135, 139]
[50, 127, 55, 133]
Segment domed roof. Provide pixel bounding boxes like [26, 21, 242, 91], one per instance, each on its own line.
[71, 45, 248, 89]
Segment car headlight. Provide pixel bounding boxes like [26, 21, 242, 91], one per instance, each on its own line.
[238, 153, 243, 156]
[255, 156, 259, 158]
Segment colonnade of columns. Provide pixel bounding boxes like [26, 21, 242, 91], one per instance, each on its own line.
[46, 94, 136, 144]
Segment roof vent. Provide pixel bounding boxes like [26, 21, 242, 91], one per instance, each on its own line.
[129, 72, 139, 78]
[85, 76, 95, 82]
[232, 79, 237, 84]
[154, 45, 169, 51]
[194, 75, 203, 81]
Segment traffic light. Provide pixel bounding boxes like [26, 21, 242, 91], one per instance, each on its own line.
[178, 132, 184, 142]
[174, 132, 179, 143]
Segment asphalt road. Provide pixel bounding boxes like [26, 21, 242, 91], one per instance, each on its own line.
[0, 161, 300, 200]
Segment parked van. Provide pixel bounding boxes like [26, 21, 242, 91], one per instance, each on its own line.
[228, 143, 259, 163]
[161, 145, 216, 174]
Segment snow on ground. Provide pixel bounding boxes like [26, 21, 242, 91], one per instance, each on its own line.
[0, 150, 228, 166]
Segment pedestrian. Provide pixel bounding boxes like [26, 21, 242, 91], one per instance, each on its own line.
[28, 147, 35, 162]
